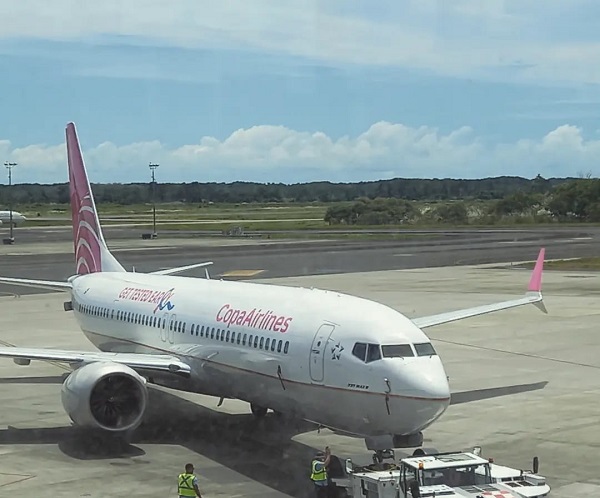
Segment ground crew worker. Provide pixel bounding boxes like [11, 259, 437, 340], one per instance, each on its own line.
[178, 463, 203, 498]
[310, 446, 331, 497]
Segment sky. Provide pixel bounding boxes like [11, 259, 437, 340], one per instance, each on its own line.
[1, 0, 600, 184]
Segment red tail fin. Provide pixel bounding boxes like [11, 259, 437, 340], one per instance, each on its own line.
[66, 123, 125, 274]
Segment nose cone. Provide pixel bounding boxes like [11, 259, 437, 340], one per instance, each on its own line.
[389, 357, 451, 433]
[401, 356, 451, 401]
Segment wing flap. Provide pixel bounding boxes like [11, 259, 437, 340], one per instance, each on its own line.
[0, 347, 191, 377]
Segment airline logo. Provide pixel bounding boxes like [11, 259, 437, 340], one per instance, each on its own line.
[118, 286, 176, 313]
[216, 304, 293, 333]
[67, 123, 102, 275]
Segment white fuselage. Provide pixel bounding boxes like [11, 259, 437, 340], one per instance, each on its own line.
[69, 271, 451, 438]
[0, 211, 26, 226]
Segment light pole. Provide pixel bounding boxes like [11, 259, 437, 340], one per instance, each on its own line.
[149, 163, 159, 238]
[4, 161, 17, 242]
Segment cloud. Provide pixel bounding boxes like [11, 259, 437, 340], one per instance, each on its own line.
[2, 1, 600, 85]
[1, 122, 598, 184]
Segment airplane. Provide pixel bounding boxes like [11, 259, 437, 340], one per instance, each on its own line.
[0, 123, 547, 459]
[0, 210, 26, 227]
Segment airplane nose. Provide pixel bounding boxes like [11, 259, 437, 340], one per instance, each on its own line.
[405, 359, 450, 401]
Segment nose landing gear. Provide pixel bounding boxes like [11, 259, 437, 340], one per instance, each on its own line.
[250, 403, 268, 418]
[372, 449, 395, 465]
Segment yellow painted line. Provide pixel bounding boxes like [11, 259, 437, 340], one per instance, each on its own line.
[220, 269, 265, 278]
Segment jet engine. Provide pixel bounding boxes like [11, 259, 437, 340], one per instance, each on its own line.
[61, 361, 148, 432]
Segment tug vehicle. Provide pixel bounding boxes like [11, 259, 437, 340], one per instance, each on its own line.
[330, 447, 550, 497]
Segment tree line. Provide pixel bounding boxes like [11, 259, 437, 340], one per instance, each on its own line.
[0, 175, 570, 206]
[324, 178, 600, 225]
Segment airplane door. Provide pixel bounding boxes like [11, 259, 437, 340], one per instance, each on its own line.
[160, 313, 168, 342]
[309, 324, 335, 383]
[167, 313, 177, 344]
[160, 313, 175, 343]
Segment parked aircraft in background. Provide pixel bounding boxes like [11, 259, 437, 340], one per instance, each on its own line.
[0, 211, 26, 226]
[0, 123, 546, 459]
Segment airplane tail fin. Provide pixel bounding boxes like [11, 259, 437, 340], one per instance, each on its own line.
[66, 122, 125, 275]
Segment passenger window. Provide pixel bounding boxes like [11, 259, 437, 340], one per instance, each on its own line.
[259, 337, 264, 349]
[265, 338, 270, 350]
[352, 342, 367, 361]
[211, 328, 215, 339]
[236, 333, 241, 345]
[366, 344, 382, 363]
[243, 333, 247, 346]
[200, 325, 204, 337]
[253, 336, 258, 348]
[277, 340, 282, 353]
[284, 341, 289, 354]
[231, 331, 235, 343]
[226, 331, 230, 342]
[415, 343, 437, 356]
[248, 334, 253, 346]
[271, 340, 276, 352]
[381, 344, 415, 358]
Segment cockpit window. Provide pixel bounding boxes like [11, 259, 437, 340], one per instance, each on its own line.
[381, 344, 415, 358]
[366, 344, 381, 363]
[352, 342, 367, 361]
[414, 342, 437, 356]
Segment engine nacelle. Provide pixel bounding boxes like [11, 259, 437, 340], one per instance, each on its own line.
[61, 361, 148, 432]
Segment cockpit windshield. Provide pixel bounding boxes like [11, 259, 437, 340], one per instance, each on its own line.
[352, 341, 437, 362]
[381, 344, 414, 358]
[414, 342, 437, 356]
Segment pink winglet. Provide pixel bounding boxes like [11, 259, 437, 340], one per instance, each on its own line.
[527, 248, 545, 292]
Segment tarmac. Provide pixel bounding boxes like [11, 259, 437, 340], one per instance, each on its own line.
[0, 259, 599, 496]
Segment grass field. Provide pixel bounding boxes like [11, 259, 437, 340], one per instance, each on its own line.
[13, 201, 600, 237]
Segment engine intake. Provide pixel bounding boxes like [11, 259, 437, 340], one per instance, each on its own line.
[61, 361, 148, 432]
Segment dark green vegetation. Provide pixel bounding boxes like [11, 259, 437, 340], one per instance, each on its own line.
[4, 176, 600, 230]
[0, 174, 566, 205]
[324, 178, 600, 226]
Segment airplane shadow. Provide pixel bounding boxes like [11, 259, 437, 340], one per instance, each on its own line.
[0, 384, 322, 498]
[0, 378, 550, 497]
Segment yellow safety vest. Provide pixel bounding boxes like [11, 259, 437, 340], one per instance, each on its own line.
[178, 473, 197, 497]
[310, 460, 327, 484]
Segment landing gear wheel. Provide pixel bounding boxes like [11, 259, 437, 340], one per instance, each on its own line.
[372, 449, 395, 465]
[250, 403, 268, 418]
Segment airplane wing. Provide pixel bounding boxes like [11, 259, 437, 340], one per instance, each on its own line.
[0, 276, 72, 291]
[0, 347, 191, 377]
[149, 261, 213, 276]
[412, 248, 546, 329]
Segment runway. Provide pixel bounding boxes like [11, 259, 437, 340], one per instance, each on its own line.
[0, 225, 598, 295]
[0, 228, 599, 496]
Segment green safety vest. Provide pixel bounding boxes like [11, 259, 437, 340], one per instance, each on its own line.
[178, 473, 197, 497]
[310, 460, 327, 484]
